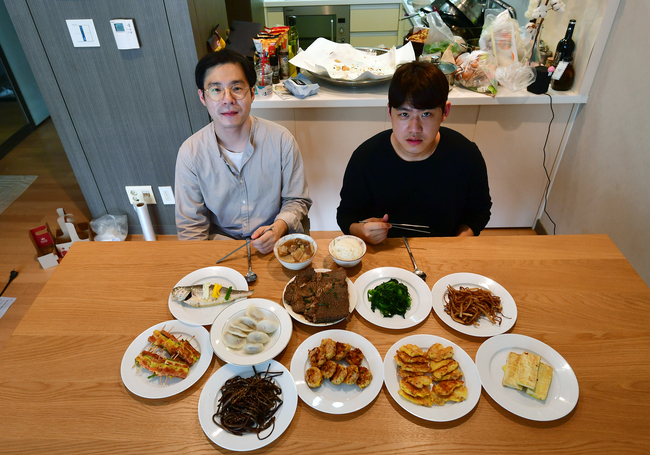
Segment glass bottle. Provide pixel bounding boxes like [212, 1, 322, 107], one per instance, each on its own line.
[551, 57, 575, 91]
[270, 54, 280, 85]
[551, 20, 577, 91]
[552, 19, 576, 68]
[287, 16, 299, 78]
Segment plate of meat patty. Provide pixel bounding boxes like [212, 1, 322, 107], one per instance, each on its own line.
[282, 268, 357, 326]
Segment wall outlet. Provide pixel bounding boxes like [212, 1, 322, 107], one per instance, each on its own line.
[158, 186, 175, 205]
[125, 186, 156, 204]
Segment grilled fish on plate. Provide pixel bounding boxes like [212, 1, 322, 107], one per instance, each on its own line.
[171, 283, 253, 308]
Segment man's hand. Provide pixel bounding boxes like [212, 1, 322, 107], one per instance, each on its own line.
[350, 214, 391, 245]
[456, 224, 474, 237]
[250, 220, 288, 254]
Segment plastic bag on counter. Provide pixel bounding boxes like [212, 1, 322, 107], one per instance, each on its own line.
[422, 11, 458, 57]
[479, 11, 531, 67]
[454, 51, 498, 97]
[496, 62, 536, 92]
[90, 214, 128, 241]
[283, 73, 319, 99]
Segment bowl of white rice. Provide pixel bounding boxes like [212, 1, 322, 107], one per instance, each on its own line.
[329, 235, 366, 268]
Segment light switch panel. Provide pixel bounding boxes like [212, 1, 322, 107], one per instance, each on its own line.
[110, 19, 140, 50]
[66, 19, 100, 48]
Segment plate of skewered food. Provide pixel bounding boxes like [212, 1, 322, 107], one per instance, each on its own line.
[431, 273, 517, 337]
[120, 320, 212, 399]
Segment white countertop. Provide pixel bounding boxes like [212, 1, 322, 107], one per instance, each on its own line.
[253, 80, 586, 108]
[264, 0, 401, 7]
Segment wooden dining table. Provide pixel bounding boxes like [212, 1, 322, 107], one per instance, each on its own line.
[1, 234, 649, 454]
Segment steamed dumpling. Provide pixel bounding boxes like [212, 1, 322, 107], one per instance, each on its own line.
[226, 325, 250, 338]
[243, 343, 264, 355]
[223, 333, 246, 350]
[246, 304, 266, 322]
[256, 319, 279, 334]
[230, 316, 257, 332]
[247, 331, 270, 344]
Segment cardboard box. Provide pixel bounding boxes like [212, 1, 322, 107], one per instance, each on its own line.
[54, 208, 91, 257]
[29, 224, 60, 269]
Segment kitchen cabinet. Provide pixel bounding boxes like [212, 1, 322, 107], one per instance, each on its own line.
[350, 3, 400, 47]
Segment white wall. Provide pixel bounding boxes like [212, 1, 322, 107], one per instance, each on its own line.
[540, 0, 650, 286]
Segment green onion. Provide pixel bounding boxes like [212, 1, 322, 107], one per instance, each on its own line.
[225, 286, 232, 300]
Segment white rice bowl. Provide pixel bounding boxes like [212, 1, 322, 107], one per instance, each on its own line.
[329, 235, 366, 267]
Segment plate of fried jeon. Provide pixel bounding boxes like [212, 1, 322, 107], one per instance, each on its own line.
[383, 334, 481, 422]
[475, 333, 579, 421]
[289, 329, 384, 414]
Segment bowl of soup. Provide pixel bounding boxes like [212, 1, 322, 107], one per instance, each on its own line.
[274, 234, 317, 270]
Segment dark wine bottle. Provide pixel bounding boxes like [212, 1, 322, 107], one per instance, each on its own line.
[551, 19, 577, 91]
[552, 19, 576, 67]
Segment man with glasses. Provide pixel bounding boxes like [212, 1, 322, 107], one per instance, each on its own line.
[336, 61, 491, 244]
[175, 49, 311, 253]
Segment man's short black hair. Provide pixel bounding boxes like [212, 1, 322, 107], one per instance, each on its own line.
[388, 61, 449, 111]
[195, 49, 256, 90]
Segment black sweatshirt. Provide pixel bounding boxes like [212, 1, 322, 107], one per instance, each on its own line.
[336, 127, 492, 237]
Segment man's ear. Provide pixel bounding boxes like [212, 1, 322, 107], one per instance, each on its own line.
[387, 102, 391, 116]
[441, 101, 451, 121]
[198, 88, 207, 107]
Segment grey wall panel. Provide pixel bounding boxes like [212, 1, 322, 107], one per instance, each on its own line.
[4, 0, 106, 219]
[24, 0, 205, 234]
[166, 0, 209, 134]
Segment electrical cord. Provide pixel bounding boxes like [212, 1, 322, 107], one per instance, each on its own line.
[0, 270, 18, 297]
[541, 93, 558, 235]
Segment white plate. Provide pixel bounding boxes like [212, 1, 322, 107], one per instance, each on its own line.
[475, 334, 579, 421]
[354, 267, 432, 329]
[281, 269, 357, 326]
[210, 298, 293, 366]
[383, 334, 481, 422]
[198, 360, 297, 451]
[168, 266, 250, 326]
[120, 320, 212, 399]
[290, 329, 384, 414]
[431, 273, 517, 337]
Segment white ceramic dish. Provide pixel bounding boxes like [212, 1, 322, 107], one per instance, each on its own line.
[273, 233, 317, 271]
[198, 360, 297, 451]
[328, 235, 366, 268]
[290, 329, 384, 414]
[383, 334, 481, 422]
[120, 320, 212, 399]
[168, 266, 250, 326]
[354, 267, 432, 329]
[475, 334, 579, 421]
[210, 298, 293, 366]
[431, 273, 517, 337]
[282, 269, 357, 326]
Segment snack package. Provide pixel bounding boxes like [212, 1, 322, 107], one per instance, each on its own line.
[479, 11, 532, 67]
[283, 73, 319, 99]
[454, 51, 498, 97]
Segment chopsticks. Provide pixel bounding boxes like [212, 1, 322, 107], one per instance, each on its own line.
[358, 221, 430, 234]
[215, 226, 274, 264]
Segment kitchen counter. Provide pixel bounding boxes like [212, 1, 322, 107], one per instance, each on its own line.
[254, 81, 587, 108]
[264, 0, 401, 6]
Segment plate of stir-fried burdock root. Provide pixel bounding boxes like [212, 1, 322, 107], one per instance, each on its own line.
[290, 329, 384, 414]
[120, 320, 212, 399]
[383, 334, 481, 421]
[431, 272, 517, 337]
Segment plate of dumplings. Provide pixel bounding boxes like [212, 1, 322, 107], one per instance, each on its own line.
[210, 298, 293, 366]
